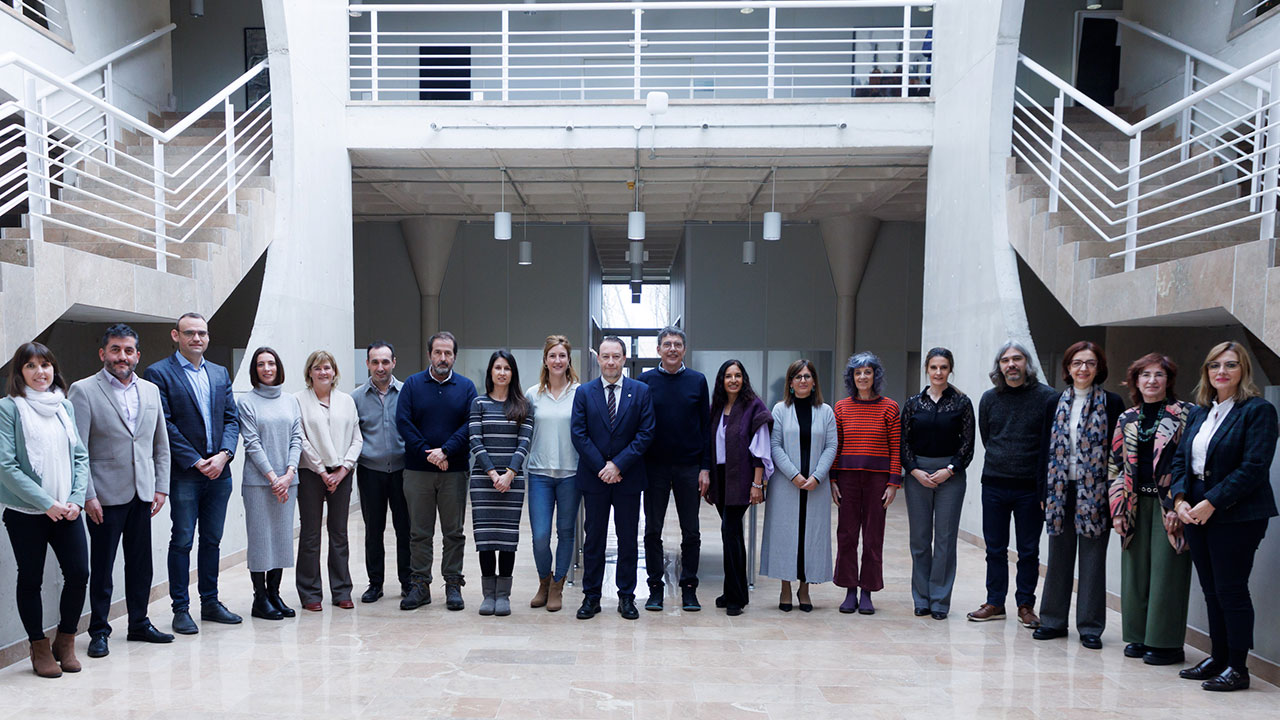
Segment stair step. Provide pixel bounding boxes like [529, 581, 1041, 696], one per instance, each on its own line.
[0, 237, 31, 266]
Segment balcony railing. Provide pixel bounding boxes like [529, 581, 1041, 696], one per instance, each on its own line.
[347, 1, 935, 103]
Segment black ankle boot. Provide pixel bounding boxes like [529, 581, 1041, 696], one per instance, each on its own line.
[266, 568, 295, 618]
[251, 572, 283, 620]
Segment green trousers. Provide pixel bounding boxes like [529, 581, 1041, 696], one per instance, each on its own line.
[1120, 494, 1193, 648]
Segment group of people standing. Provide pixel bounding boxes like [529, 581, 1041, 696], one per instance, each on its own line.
[0, 316, 1274, 694]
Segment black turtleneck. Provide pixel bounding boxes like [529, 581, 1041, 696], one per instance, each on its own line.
[795, 394, 813, 477]
[1137, 401, 1162, 495]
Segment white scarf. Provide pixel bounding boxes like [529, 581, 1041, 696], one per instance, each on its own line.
[13, 387, 78, 505]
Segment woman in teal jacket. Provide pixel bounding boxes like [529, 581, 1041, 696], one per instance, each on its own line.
[0, 342, 90, 679]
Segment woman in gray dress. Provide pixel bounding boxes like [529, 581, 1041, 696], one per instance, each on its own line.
[761, 359, 838, 612]
[237, 347, 303, 621]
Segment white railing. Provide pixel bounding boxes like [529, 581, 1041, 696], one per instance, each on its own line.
[347, 1, 935, 102]
[0, 52, 272, 272]
[1011, 37, 1280, 272]
[1, 0, 72, 45]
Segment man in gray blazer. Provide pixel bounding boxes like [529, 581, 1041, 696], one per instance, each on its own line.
[69, 324, 175, 659]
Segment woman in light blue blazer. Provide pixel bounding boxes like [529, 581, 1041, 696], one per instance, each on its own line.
[0, 342, 90, 678]
[761, 359, 838, 612]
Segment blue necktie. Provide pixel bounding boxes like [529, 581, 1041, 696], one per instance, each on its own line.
[607, 384, 617, 426]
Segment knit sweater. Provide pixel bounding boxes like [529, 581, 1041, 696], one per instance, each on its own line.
[638, 366, 712, 469]
[396, 370, 478, 472]
[295, 387, 362, 473]
[833, 395, 902, 484]
[237, 386, 303, 487]
[978, 381, 1057, 489]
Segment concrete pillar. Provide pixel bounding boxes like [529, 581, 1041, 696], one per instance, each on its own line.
[401, 216, 458, 362]
[821, 214, 879, 386]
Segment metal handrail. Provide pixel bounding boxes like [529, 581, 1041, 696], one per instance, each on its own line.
[1116, 17, 1269, 94]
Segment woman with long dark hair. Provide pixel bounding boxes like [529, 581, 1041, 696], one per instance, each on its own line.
[1171, 341, 1278, 691]
[0, 342, 89, 678]
[706, 359, 772, 615]
[469, 349, 534, 617]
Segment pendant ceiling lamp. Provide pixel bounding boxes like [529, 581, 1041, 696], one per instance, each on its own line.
[743, 213, 757, 265]
[495, 167, 512, 240]
[517, 208, 531, 265]
[763, 167, 781, 241]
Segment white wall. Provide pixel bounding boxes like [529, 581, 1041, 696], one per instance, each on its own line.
[168, 0, 265, 111]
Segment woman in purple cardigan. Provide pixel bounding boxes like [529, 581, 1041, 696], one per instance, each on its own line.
[705, 359, 772, 616]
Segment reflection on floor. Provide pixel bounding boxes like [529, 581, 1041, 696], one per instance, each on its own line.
[2, 498, 1275, 718]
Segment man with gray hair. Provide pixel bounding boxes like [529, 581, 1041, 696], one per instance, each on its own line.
[967, 341, 1056, 628]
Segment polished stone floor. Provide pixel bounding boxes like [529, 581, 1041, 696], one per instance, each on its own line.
[2, 499, 1275, 719]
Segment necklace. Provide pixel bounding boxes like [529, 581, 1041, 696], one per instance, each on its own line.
[1136, 405, 1161, 443]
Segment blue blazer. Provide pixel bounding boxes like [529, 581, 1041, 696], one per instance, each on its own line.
[143, 353, 240, 480]
[570, 377, 655, 495]
[1170, 395, 1279, 524]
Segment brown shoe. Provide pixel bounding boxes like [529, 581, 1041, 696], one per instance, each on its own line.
[966, 604, 1006, 622]
[30, 638, 62, 678]
[51, 631, 81, 673]
[546, 577, 565, 613]
[530, 574, 551, 608]
[1017, 605, 1041, 628]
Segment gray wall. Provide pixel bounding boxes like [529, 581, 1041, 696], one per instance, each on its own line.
[855, 221, 925, 405]
[354, 221, 424, 374]
[169, 0, 265, 111]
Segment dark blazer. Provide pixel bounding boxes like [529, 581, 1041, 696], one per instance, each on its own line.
[570, 377, 655, 495]
[143, 353, 239, 480]
[1170, 395, 1279, 524]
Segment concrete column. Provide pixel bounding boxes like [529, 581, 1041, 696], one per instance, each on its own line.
[821, 214, 879, 385]
[401, 217, 458, 362]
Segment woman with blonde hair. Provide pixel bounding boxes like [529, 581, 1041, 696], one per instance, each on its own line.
[1171, 341, 1278, 691]
[295, 350, 363, 611]
[525, 335, 581, 611]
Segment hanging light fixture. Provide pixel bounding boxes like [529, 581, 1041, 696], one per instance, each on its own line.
[517, 207, 532, 265]
[494, 167, 512, 240]
[743, 213, 757, 265]
[762, 167, 781, 241]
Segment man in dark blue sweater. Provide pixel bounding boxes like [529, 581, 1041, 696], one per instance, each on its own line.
[637, 327, 712, 612]
[395, 331, 477, 612]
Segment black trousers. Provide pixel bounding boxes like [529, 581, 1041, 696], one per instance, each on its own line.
[581, 486, 640, 601]
[3, 509, 89, 642]
[357, 466, 411, 588]
[713, 465, 749, 609]
[1184, 518, 1268, 668]
[643, 462, 702, 589]
[88, 496, 154, 637]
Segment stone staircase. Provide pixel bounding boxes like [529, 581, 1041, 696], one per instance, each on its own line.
[1007, 105, 1280, 349]
[0, 109, 273, 351]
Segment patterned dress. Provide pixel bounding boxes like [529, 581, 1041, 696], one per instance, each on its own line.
[468, 395, 534, 552]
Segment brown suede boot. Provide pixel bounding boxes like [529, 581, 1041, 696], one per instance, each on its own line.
[30, 638, 62, 678]
[546, 577, 565, 613]
[52, 631, 81, 673]
[530, 574, 551, 608]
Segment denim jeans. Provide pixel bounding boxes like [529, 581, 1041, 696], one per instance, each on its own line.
[168, 473, 233, 612]
[980, 483, 1043, 609]
[527, 473, 580, 581]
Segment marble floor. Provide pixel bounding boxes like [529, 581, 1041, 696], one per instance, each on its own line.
[1, 499, 1275, 719]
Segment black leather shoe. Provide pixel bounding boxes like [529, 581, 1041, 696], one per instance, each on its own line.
[401, 579, 431, 610]
[445, 583, 465, 611]
[1143, 648, 1185, 666]
[645, 586, 663, 611]
[87, 635, 109, 658]
[1180, 657, 1227, 680]
[715, 595, 727, 609]
[726, 606, 743, 617]
[126, 624, 174, 644]
[576, 598, 601, 620]
[1080, 635, 1103, 650]
[1124, 642, 1149, 658]
[681, 587, 701, 612]
[1032, 626, 1068, 641]
[201, 602, 243, 625]
[931, 611, 948, 621]
[1202, 667, 1250, 692]
[361, 585, 384, 604]
[172, 611, 199, 635]
[618, 597, 640, 620]
[914, 607, 930, 617]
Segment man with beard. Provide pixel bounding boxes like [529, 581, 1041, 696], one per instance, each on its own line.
[354, 340, 410, 603]
[69, 324, 174, 657]
[396, 331, 477, 611]
[967, 341, 1056, 629]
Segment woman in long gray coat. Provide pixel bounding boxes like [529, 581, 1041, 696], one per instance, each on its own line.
[761, 359, 838, 612]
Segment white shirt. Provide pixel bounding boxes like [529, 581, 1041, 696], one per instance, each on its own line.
[1191, 398, 1235, 476]
[526, 382, 580, 478]
[106, 372, 141, 435]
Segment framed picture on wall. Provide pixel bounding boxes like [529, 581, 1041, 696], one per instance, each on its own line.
[244, 27, 269, 107]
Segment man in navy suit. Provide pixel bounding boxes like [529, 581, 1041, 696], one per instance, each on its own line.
[571, 336, 654, 620]
[143, 312, 241, 635]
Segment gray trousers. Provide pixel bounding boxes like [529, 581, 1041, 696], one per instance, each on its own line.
[403, 469, 468, 585]
[1039, 491, 1110, 636]
[296, 469, 354, 604]
[904, 456, 967, 614]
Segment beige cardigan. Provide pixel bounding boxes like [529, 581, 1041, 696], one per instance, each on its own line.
[295, 387, 363, 473]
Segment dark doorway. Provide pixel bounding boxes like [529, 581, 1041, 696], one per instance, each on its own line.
[1075, 18, 1120, 107]
[419, 45, 471, 101]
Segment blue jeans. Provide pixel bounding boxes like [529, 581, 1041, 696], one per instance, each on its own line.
[527, 473, 580, 581]
[981, 484, 1043, 609]
[168, 473, 233, 612]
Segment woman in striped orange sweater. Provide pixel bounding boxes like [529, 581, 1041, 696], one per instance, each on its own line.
[832, 352, 901, 615]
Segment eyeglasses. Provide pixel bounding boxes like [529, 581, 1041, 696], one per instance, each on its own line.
[1138, 371, 1167, 381]
[1207, 361, 1241, 371]
[1069, 359, 1098, 369]
[179, 329, 208, 339]
[659, 342, 684, 350]
[793, 373, 813, 381]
